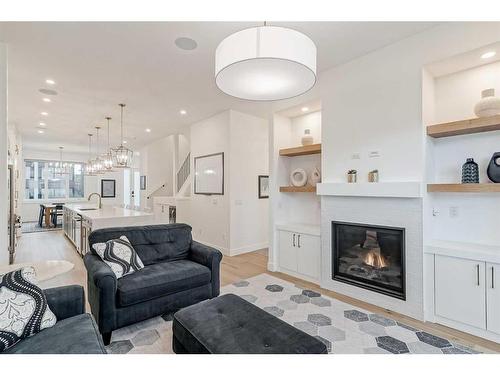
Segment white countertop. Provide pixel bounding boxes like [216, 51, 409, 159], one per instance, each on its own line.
[65, 203, 154, 221]
[425, 240, 500, 263]
[276, 223, 321, 236]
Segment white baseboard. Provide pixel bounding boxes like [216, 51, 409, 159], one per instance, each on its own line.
[192, 238, 229, 256]
[229, 242, 268, 256]
[433, 315, 500, 344]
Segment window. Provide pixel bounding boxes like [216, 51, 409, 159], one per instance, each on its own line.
[24, 159, 86, 200]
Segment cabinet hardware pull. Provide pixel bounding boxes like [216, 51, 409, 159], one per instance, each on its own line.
[298, 235, 301, 248]
[476, 264, 480, 286]
[292, 233, 296, 247]
[492, 267, 495, 289]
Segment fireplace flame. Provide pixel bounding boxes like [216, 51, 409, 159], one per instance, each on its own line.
[364, 251, 387, 269]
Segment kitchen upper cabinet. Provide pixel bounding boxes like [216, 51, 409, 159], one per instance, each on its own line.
[278, 229, 320, 282]
[435, 255, 486, 329]
[487, 262, 500, 335]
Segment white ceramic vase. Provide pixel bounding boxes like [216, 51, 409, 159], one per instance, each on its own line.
[290, 168, 307, 187]
[309, 167, 321, 187]
[474, 88, 500, 118]
[301, 129, 313, 146]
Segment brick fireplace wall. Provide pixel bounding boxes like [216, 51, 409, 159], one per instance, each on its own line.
[320, 196, 424, 320]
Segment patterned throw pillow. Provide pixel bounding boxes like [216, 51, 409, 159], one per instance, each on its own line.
[0, 267, 57, 352]
[92, 236, 144, 279]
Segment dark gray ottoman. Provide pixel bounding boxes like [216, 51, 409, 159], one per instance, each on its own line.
[172, 293, 327, 354]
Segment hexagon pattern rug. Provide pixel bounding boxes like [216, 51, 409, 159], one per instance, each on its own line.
[106, 273, 481, 354]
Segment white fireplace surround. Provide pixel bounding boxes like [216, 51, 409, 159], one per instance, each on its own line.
[317, 181, 422, 198]
[320, 195, 424, 320]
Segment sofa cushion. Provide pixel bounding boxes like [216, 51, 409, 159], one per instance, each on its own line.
[89, 224, 193, 266]
[0, 267, 57, 352]
[117, 260, 211, 307]
[2, 313, 106, 354]
[92, 236, 144, 279]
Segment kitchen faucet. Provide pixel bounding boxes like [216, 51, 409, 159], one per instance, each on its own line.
[88, 192, 102, 209]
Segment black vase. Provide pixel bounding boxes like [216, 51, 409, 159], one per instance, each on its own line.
[462, 158, 479, 183]
[487, 152, 500, 183]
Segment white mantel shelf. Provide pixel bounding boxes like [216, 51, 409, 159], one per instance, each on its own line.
[316, 182, 422, 198]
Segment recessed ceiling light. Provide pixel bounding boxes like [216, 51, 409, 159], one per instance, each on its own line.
[123, 140, 128, 144]
[45, 79, 55, 85]
[42, 97, 51, 103]
[39, 88, 58, 95]
[301, 106, 309, 112]
[180, 109, 187, 115]
[175, 37, 198, 51]
[145, 128, 151, 133]
[481, 51, 496, 59]
[37, 129, 44, 134]
[39, 122, 46, 126]
[40, 111, 48, 116]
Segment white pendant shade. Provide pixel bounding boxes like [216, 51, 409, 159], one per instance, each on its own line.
[215, 26, 317, 101]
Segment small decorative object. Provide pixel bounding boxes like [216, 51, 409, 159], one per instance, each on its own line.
[101, 179, 116, 198]
[368, 169, 379, 183]
[140, 175, 147, 190]
[301, 128, 314, 146]
[487, 152, 500, 183]
[474, 88, 500, 118]
[347, 169, 357, 183]
[462, 158, 479, 183]
[194, 152, 224, 195]
[258, 175, 269, 199]
[290, 168, 308, 187]
[309, 167, 321, 187]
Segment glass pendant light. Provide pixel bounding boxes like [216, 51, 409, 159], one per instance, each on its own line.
[85, 134, 97, 176]
[55, 146, 71, 176]
[102, 116, 114, 172]
[93, 126, 105, 174]
[113, 103, 133, 168]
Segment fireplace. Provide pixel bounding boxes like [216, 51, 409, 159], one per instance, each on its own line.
[332, 221, 405, 300]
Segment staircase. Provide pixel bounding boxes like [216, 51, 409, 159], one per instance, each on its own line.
[176, 153, 191, 196]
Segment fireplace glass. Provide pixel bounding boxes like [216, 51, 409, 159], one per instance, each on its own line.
[332, 221, 405, 300]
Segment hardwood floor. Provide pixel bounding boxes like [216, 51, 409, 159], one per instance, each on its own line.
[14, 230, 500, 353]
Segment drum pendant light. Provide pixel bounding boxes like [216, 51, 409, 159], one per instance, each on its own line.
[215, 24, 317, 101]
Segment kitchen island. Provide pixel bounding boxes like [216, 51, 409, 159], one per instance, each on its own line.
[63, 203, 161, 256]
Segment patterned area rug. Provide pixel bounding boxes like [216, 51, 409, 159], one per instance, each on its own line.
[21, 221, 62, 234]
[106, 273, 480, 354]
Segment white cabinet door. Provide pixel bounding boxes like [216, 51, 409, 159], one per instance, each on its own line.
[297, 233, 320, 280]
[487, 262, 500, 334]
[279, 230, 297, 272]
[435, 255, 486, 329]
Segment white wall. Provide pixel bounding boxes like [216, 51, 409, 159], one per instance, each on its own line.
[319, 23, 500, 184]
[229, 110, 269, 254]
[290, 111, 322, 146]
[139, 135, 174, 208]
[427, 61, 500, 245]
[190, 111, 231, 253]
[0, 43, 8, 265]
[188, 110, 269, 255]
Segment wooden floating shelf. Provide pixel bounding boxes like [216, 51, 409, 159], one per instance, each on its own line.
[279, 143, 321, 157]
[427, 115, 500, 138]
[427, 183, 500, 193]
[280, 186, 317, 193]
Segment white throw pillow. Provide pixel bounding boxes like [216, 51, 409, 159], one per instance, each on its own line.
[92, 236, 145, 279]
[0, 266, 57, 352]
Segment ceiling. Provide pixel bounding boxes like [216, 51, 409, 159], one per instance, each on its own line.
[0, 22, 438, 154]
